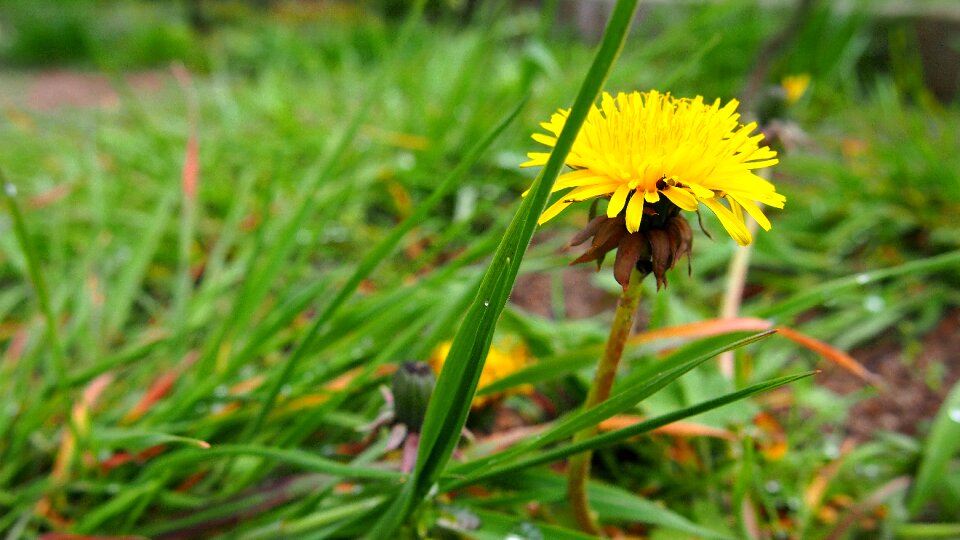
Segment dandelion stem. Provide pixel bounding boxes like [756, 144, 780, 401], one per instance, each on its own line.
[568, 267, 646, 534]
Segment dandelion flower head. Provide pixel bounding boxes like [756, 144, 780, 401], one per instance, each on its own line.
[430, 339, 533, 408]
[781, 74, 811, 104]
[522, 90, 786, 245]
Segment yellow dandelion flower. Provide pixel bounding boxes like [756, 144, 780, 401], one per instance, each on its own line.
[522, 90, 786, 246]
[429, 339, 534, 409]
[781, 74, 811, 104]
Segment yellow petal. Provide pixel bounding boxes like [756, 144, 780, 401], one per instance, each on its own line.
[607, 185, 631, 218]
[727, 194, 772, 230]
[625, 193, 645, 233]
[701, 198, 752, 245]
[532, 133, 557, 147]
[661, 186, 699, 211]
[563, 183, 620, 202]
[538, 198, 572, 224]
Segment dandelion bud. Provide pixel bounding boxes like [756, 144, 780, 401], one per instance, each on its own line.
[392, 361, 435, 433]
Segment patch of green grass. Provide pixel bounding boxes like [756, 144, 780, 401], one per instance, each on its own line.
[1, 1, 958, 538]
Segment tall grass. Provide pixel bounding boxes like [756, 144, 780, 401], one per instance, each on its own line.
[0, 1, 958, 538]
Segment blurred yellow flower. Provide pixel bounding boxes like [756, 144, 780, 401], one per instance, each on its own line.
[429, 339, 534, 408]
[781, 74, 811, 104]
[522, 90, 785, 245]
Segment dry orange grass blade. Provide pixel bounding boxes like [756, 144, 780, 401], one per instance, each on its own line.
[629, 317, 880, 387]
[598, 414, 736, 441]
[51, 373, 115, 482]
[804, 438, 858, 512]
[172, 63, 199, 201]
[123, 351, 198, 424]
[628, 317, 772, 346]
[774, 326, 884, 388]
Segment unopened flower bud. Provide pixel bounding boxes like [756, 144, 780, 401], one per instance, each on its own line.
[392, 361, 435, 433]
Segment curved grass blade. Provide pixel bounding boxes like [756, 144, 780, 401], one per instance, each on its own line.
[245, 95, 528, 440]
[447, 331, 774, 483]
[2, 172, 67, 387]
[478, 470, 734, 539]
[444, 370, 812, 491]
[442, 506, 595, 540]
[140, 444, 401, 481]
[907, 378, 960, 516]
[366, 1, 643, 536]
[754, 249, 960, 321]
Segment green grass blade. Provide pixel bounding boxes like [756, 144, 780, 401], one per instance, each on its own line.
[445, 332, 775, 485]
[1, 172, 66, 387]
[907, 378, 960, 516]
[245, 95, 528, 439]
[190, 0, 431, 380]
[445, 370, 812, 491]
[140, 444, 401, 481]
[754, 249, 960, 320]
[483, 470, 734, 539]
[896, 523, 960, 539]
[104, 190, 176, 338]
[443, 506, 596, 540]
[411, 0, 643, 501]
[366, 6, 649, 533]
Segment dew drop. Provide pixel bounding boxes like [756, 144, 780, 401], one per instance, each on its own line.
[823, 440, 841, 459]
[948, 408, 960, 423]
[4, 183, 16, 197]
[483, 300, 490, 307]
[855, 273, 871, 285]
[864, 295, 885, 313]
[5, 402, 20, 417]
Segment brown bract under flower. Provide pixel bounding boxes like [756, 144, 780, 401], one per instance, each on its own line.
[568, 201, 693, 290]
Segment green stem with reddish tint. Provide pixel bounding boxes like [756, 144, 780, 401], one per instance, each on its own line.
[568, 267, 647, 534]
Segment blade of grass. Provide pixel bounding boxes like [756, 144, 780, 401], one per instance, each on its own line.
[1, 172, 66, 388]
[140, 444, 401, 482]
[449, 331, 772, 480]
[244, 94, 528, 440]
[754, 249, 960, 320]
[415, 0, 642, 499]
[907, 378, 960, 516]
[478, 470, 734, 540]
[365, 4, 642, 534]
[190, 0, 431, 380]
[104, 190, 176, 338]
[442, 506, 596, 540]
[444, 370, 812, 491]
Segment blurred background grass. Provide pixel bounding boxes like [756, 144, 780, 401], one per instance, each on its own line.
[0, 0, 959, 538]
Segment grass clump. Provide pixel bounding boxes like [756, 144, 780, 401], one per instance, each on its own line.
[1, 1, 958, 538]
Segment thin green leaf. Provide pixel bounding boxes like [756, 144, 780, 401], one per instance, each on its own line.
[447, 331, 774, 484]
[1, 172, 67, 387]
[488, 470, 734, 540]
[447, 367, 807, 492]
[369, 1, 642, 535]
[440, 506, 596, 540]
[105, 190, 176, 338]
[246, 95, 528, 440]
[140, 444, 401, 481]
[907, 379, 960, 515]
[754, 249, 960, 320]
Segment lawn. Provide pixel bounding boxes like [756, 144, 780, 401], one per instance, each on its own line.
[1, 0, 959, 538]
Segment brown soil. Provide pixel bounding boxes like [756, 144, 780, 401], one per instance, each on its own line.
[819, 309, 960, 441]
[511, 266, 614, 320]
[2, 69, 172, 112]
